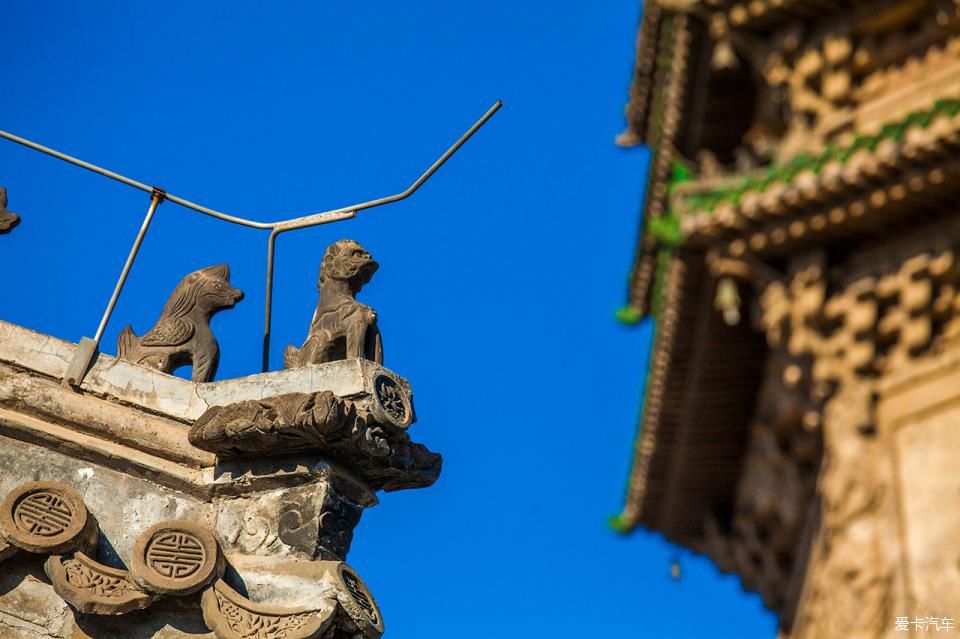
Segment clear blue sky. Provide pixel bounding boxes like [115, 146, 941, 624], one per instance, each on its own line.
[2, 2, 776, 636]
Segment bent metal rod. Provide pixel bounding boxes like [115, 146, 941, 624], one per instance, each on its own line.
[0, 100, 502, 386]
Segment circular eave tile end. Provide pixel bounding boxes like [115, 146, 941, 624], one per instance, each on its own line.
[130, 520, 222, 596]
[0, 481, 93, 554]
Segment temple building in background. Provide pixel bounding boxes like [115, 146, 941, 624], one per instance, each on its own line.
[613, 0, 960, 635]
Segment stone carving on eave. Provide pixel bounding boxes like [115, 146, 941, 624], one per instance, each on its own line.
[113, 239, 385, 385]
[188, 386, 440, 493]
[0, 481, 382, 638]
[286, 239, 383, 369]
[0, 187, 20, 234]
[117, 240, 394, 384]
[118, 264, 245, 383]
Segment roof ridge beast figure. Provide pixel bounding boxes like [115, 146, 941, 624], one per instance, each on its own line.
[117, 264, 244, 382]
[285, 239, 383, 368]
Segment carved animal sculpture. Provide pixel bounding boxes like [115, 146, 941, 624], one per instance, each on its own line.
[285, 240, 382, 368]
[0, 188, 20, 234]
[117, 264, 244, 382]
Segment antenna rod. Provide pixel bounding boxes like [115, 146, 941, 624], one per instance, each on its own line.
[0, 100, 502, 232]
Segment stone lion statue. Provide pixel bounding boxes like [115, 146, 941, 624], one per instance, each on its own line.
[285, 239, 383, 368]
[117, 264, 244, 382]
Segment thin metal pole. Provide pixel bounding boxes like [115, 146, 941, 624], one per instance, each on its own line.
[93, 190, 164, 344]
[273, 99, 503, 232]
[0, 129, 272, 230]
[0, 99, 502, 233]
[0, 129, 155, 194]
[263, 229, 279, 372]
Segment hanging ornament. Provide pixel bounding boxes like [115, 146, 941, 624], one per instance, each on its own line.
[714, 277, 742, 326]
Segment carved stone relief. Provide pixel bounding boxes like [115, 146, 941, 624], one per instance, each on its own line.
[315, 499, 363, 562]
[222, 510, 284, 556]
[189, 390, 356, 456]
[189, 390, 441, 492]
[285, 240, 383, 369]
[130, 520, 223, 596]
[0, 226, 439, 637]
[117, 264, 244, 382]
[371, 373, 413, 428]
[200, 579, 336, 639]
[0, 481, 96, 555]
[278, 494, 363, 562]
[0, 479, 384, 638]
[0, 230, 438, 636]
[214, 481, 364, 563]
[45, 552, 155, 615]
[324, 561, 385, 639]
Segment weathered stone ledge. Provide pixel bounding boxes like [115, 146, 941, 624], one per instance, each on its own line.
[0, 320, 436, 498]
[0, 320, 411, 424]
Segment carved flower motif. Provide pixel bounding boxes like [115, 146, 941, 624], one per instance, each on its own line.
[216, 591, 314, 639]
[64, 559, 135, 598]
[374, 376, 407, 424]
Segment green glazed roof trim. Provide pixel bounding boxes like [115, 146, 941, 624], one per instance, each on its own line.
[668, 157, 693, 185]
[610, 314, 660, 535]
[618, 143, 691, 327]
[648, 160, 690, 248]
[618, 158, 689, 324]
[648, 215, 684, 246]
[649, 248, 674, 318]
[677, 98, 960, 215]
[615, 305, 644, 325]
[608, 512, 635, 534]
[645, 15, 676, 149]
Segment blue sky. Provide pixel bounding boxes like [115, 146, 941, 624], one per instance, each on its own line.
[2, 1, 776, 636]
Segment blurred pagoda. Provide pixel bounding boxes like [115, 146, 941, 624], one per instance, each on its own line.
[613, 0, 960, 635]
